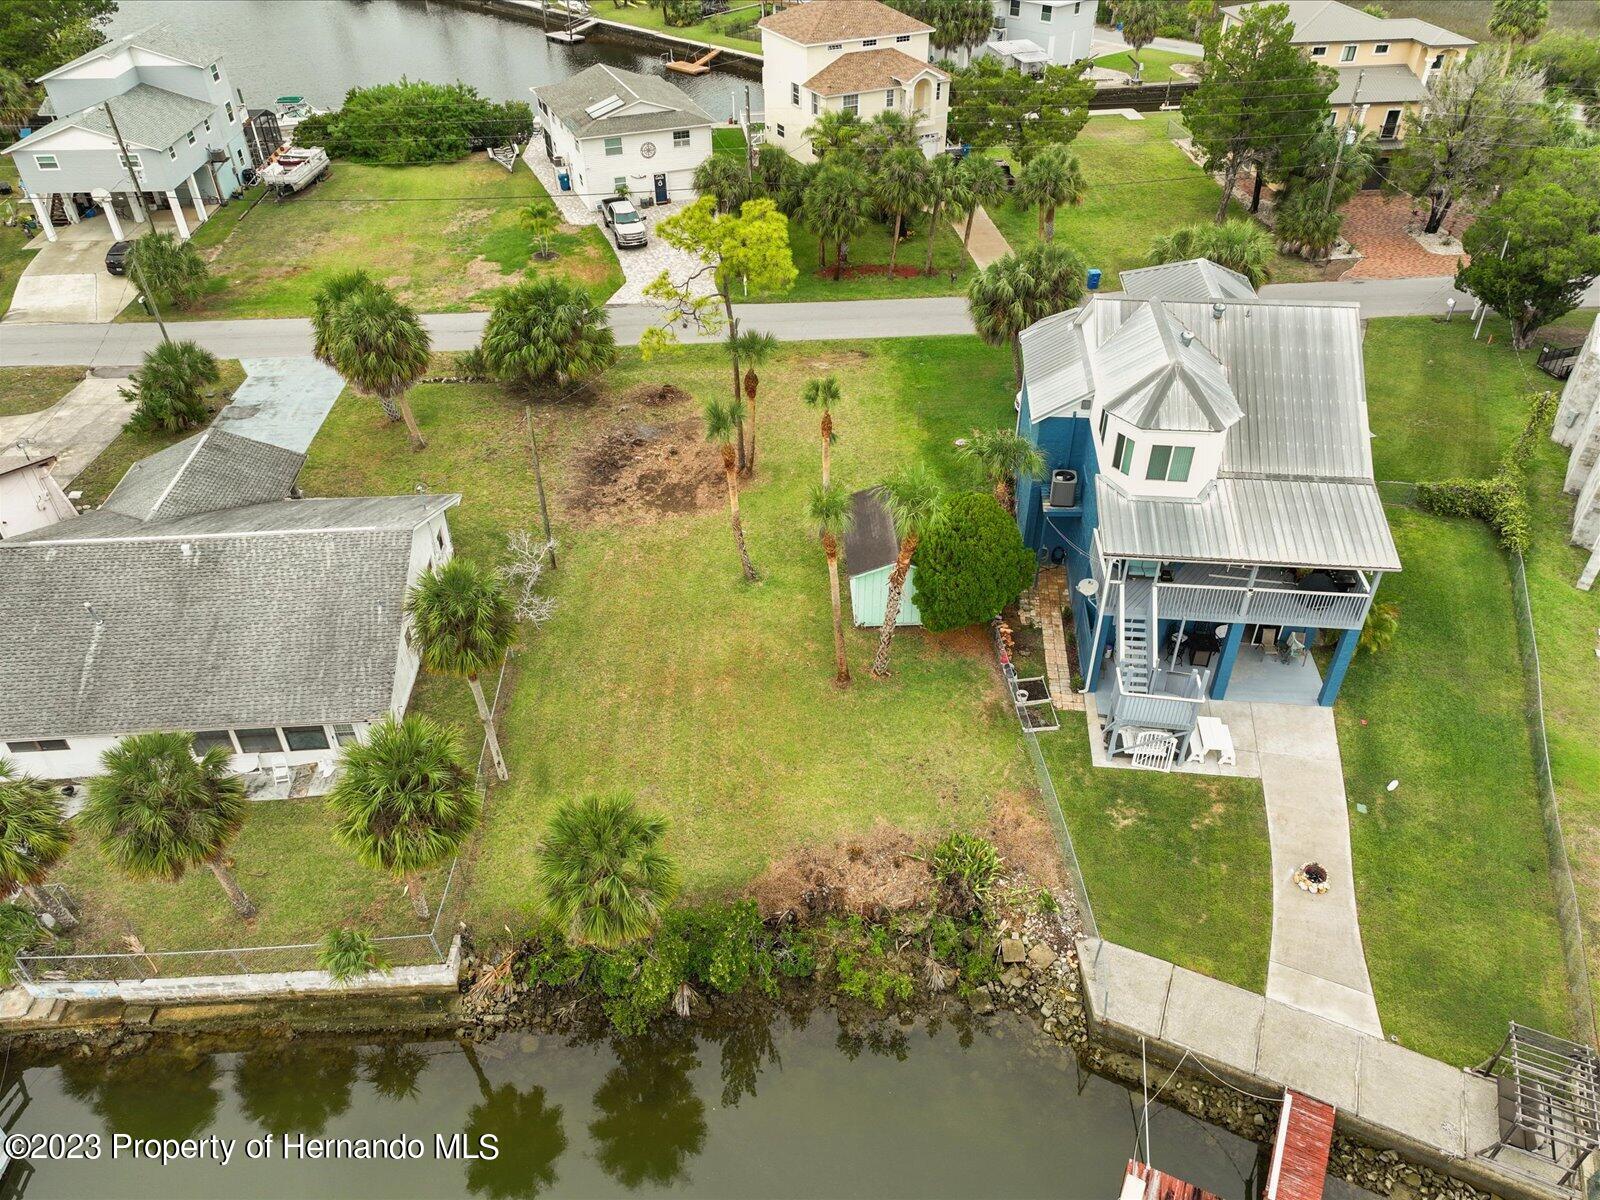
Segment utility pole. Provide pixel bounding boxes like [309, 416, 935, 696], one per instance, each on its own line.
[1324, 68, 1363, 214]
[102, 99, 171, 343]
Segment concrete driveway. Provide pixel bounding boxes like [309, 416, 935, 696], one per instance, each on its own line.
[3, 216, 137, 324]
[0, 374, 131, 483]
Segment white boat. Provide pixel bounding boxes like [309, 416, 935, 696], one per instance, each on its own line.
[258, 146, 330, 196]
[274, 94, 325, 138]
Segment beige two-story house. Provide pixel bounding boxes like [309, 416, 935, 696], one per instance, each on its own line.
[1221, 0, 1473, 143]
[758, 0, 950, 163]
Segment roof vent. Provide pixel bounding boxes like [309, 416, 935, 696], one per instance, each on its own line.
[1212, 302, 1226, 320]
[1178, 328, 1195, 347]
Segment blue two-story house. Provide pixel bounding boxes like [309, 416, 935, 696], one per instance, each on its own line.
[1013, 259, 1401, 757]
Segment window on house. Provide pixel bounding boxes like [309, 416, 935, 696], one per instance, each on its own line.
[203, 118, 211, 132]
[192, 730, 236, 755]
[1112, 433, 1134, 474]
[332, 724, 361, 746]
[843, 94, 858, 113]
[1146, 445, 1194, 483]
[885, 88, 896, 107]
[235, 727, 284, 754]
[1041, 4, 1052, 21]
[935, 80, 942, 100]
[210, 63, 220, 81]
[1073, 0, 1081, 10]
[776, 122, 786, 137]
[6, 739, 68, 753]
[1340, 43, 1357, 62]
[673, 128, 690, 147]
[1310, 45, 1327, 56]
[187, 130, 196, 145]
[33, 154, 59, 170]
[169, 147, 177, 160]
[283, 725, 331, 752]
[1430, 52, 1444, 68]
[811, 91, 819, 114]
[863, 38, 877, 46]
[827, 42, 842, 49]
[896, 34, 911, 42]
[1009, 0, 1019, 15]
[1098, 411, 1109, 441]
[225, 101, 235, 122]
[1374, 42, 1389, 54]
[119, 152, 141, 171]
[791, 82, 800, 104]
[603, 136, 622, 156]
[613, 175, 627, 192]
[237, 87, 244, 104]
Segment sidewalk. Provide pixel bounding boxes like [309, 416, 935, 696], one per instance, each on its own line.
[956, 204, 1012, 270]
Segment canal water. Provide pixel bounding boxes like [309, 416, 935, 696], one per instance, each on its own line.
[108, 0, 745, 121]
[1, 1012, 1269, 1198]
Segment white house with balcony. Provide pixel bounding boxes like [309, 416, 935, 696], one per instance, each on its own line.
[1, 23, 253, 243]
[985, 0, 1097, 72]
[758, 0, 950, 163]
[532, 63, 715, 207]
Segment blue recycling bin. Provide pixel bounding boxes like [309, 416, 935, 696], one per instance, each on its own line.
[1087, 268, 1103, 291]
[557, 171, 571, 192]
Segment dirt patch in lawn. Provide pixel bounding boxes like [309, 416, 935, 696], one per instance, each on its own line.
[566, 417, 722, 525]
[749, 825, 934, 919]
[618, 382, 695, 409]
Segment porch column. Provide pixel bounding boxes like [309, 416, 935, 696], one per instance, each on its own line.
[1209, 622, 1245, 699]
[165, 190, 191, 240]
[27, 193, 57, 242]
[1082, 604, 1115, 693]
[1318, 626, 1361, 707]
[97, 193, 124, 241]
[189, 171, 209, 225]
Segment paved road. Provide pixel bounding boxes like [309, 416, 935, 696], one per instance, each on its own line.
[6, 278, 1595, 368]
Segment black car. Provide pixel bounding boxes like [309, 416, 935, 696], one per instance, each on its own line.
[105, 240, 132, 275]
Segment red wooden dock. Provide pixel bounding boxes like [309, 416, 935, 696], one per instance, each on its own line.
[1121, 1159, 1224, 1200]
[1264, 1089, 1336, 1200]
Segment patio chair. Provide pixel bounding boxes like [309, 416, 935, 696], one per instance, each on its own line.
[1278, 632, 1308, 666]
[269, 755, 291, 787]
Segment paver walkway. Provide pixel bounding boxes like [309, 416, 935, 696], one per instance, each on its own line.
[1254, 704, 1382, 1037]
[1021, 567, 1084, 711]
[1340, 192, 1467, 281]
[0, 374, 129, 483]
[955, 205, 1012, 270]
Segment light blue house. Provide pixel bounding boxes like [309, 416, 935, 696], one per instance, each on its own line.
[3, 24, 253, 244]
[1012, 259, 1401, 756]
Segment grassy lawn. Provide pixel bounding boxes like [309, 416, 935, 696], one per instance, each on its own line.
[764, 211, 978, 302]
[127, 159, 622, 320]
[986, 117, 1325, 288]
[0, 367, 84, 419]
[0, 157, 40, 316]
[1092, 48, 1199, 82]
[597, 1, 764, 53]
[1039, 722, 1271, 992]
[299, 336, 1049, 934]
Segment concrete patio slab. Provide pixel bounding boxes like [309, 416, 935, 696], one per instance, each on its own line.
[1160, 966, 1264, 1076]
[1256, 1002, 1363, 1110]
[1078, 939, 1171, 1036]
[214, 357, 345, 452]
[1356, 1038, 1476, 1156]
[0, 375, 129, 483]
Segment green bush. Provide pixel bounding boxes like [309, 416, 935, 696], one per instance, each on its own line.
[1415, 391, 1556, 554]
[318, 928, 388, 981]
[930, 832, 1003, 910]
[127, 230, 208, 309]
[1273, 188, 1344, 260]
[0, 903, 44, 985]
[664, 0, 701, 27]
[309, 79, 534, 164]
[823, 916, 915, 1009]
[911, 492, 1036, 633]
[123, 339, 221, 433]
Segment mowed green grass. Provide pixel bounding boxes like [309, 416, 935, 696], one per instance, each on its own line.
[299, 337, 1044, 933]
[764, 210, 979, 302]
[1092, 48, 1199, 82]
[0, 367, 85, 419]
[986, 117, 1324, 287]
[133, 159, 621, 320]
[1041, 722, 1272, 992]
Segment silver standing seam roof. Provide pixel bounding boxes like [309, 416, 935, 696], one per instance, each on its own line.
[1019, 266, 1400, 573]
[533, 64, 714, 140]
[1120, 258, 1256, 303]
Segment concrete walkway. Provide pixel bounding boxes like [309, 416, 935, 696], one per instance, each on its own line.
[214, 357, 345, 452]
[955, 205, 1012, 270]
[0, 374, 130, 483]
[1255, 704, 1383, 1038]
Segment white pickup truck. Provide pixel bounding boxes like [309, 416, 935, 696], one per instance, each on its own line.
[599, 196, 648, 249]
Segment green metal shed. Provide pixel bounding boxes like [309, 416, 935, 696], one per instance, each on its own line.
[846, 488, 922, 627]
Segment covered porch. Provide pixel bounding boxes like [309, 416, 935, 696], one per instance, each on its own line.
[23, 167, 224, 246]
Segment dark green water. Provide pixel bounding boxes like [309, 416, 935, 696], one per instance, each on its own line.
[0, 1011, 1267, 1199]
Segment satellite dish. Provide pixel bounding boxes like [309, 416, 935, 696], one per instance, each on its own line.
[1075, 577, 1098, 597]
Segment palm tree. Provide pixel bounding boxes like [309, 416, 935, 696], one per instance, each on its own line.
[481, 277, 616, 394]
[0, 757, 75, 930]
[801, 374, 841, 487]
[870, 465, 944, 679]
[536, 793, 678, 948]
[922, 154, 962, 277]
[704, 398, 759, 582]
[311, 269, 376, 364]
[320, 281, 432, 450]
[956, 155, 1008, 250]
[808, 482, 854, 686]
[327, 715, 480, 921]
[874, 146, 928, 279]
[1148, 219, 1275, 287]
[518, 200, 561, 260]
[406, 558, 518, 783]
[860, 108, 920, 172]
[967, 242, 1088, 385]
[1017, 144, 1087, 243]
[805, 109, 863, 159]
[82, 733, 256, 917]
[801, 162, 869, 278]
[692, 154, 755, 214]
[124, 339, 222, 434]
[731, 328, 778, 475]
[960, 427, 1046, 512]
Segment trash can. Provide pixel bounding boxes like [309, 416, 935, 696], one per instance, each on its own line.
[1087, 268, 1103, 292]
[557, 171, 571, 192]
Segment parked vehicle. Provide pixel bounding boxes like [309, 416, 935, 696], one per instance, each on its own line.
[105, 240, 131, 276]
[258, 146, 331, 197]
[600, 195, 648, 248]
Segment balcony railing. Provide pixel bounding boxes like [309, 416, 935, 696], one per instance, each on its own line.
[1153, 578, 1373, 630]
[1109, 667, 1204, 734]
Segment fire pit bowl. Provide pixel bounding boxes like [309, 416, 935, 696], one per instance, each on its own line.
[1293, 862, 1331, 895]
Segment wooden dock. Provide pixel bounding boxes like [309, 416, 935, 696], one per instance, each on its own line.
[666, 47, 720, 74]
[1264, 1090, 1336, 1200]
[1121, 1159, 1224, 1200]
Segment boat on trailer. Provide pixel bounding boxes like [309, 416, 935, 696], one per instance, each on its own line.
[258, 146, 330, 196]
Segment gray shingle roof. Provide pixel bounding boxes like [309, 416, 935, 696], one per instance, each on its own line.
[1330, 64, 1429, 106]
[1120, 258, 1257, 303]
[1220, 1, 1472, 48]
[844, 488, 899, 576]
[9, 83, 216, 152]
[534, 64, 712, 140]
[103, 428, 305, 524]
[37, 22, 223, 82]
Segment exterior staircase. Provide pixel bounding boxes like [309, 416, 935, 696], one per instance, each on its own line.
[1119, 577, 1154, 692]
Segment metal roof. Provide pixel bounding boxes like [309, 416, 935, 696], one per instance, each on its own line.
[1220, 1, 1473, 47]
[533, 64, 712, 140]
[7, 83, 216, 153]
[1331, 64, 1429, 105]
[844, 488, 899, 576]
[1019, 306, 1094, 421]
[1098, 301, 1244, 434]
[1120, 258, 1257, 303]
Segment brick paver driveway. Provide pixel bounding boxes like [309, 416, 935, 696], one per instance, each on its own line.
[1340, 191, 1468, 280]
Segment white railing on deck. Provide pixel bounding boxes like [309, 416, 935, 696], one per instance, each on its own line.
[1154, 581, 1371, 629]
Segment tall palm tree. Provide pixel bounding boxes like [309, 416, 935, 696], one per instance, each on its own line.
[692, 155, 755, 214]
[311, 269, 376, 364]
[1017, 144, 1087, 243]
[874, 146, 928, 279]
[328, 715, 480, 921]
[956, 155, 1009, 250]
[536, 793, 678, 948]
[801, 162, 869, 278]
[82, 733, 256, 918]
[960, 427, 1046, 512]
[704, 398, 759, 582]
[731, 328, 778, 475]
[518, 200, 561, 260]
[0, 757, 75, 930]
[320, 281, 432, 450]
[801, 374, 841, 487]
[922, 154, 962, 277]
[406, 558, 518, 782]
[870, 465, 944, 679]
[808, 482, 854, 686]
[967, 242, 1088, 385]
[805, 109, 863, 160]
[1148, 219, 1274, 287]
